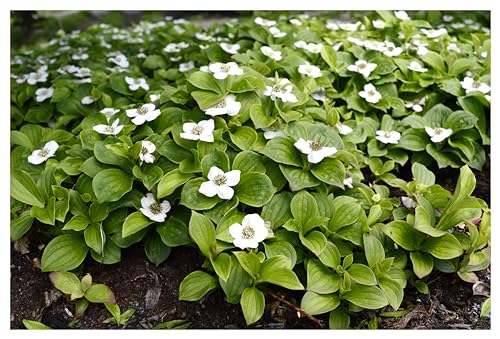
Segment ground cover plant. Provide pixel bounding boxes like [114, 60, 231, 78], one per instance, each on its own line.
[10, 10, 490, 329]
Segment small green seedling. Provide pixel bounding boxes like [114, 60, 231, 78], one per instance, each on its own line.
[103, 303, 136, 326]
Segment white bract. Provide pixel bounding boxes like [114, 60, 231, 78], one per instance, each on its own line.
[339, 21, 361, 31]
[405, 97, 426, 112]
[263, 128, 285, 140]
[269, 26, 286, 38]
[263, 78, 298, 103]
[108, 53, 129, 68]
[180, 119, 215, 142]
[35, 87, 54, 102]
[311, 87, 326, 102]
[372, 19, 386, 29]
[394, 11, 409, 21]
[229, 214, 269, 250]
[343, 176, 353, 189]
[220, 42, 240, 54]
[27, 67, 48, 85]
[383, 41, 403, 57]
[289, 18, 302, 26]
[304, 42, 323, 54]
[336, 123, 354, 135]
[81, 96, 94, 105]
[359, 83, 382, 104]
[401, 196, 416, 209]
[298, 63, 322, 78]
[447, 43, 461, 53]
[126, 103, 161, 125]
[149, 93, 161, 102]
[425, 126, 453, 143]
[421, 28, 447, 38]
[294, 138, 337, 164]
[139, 140, 156, 164]
[260, 46, 282, 61]
[140, 193, 171, 223]
[208, 62, 243, 80]
[460, 77, 490, 94]
[125, 76, 149, 91]
[347, 59, 377, 78]
[27, 140, 58, 165]
[375, 130, 401, 144]
[93, 119, 124, 136]
[203, 95, 241, 117]
[179, 61, 195, 73]
[407, 61, 428, 73]
[199, 166, 241, 200]
[254, 17, 276, 27]
[100, 108, 120, 121]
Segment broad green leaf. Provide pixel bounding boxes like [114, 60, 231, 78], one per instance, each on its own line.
[84, 223, 105, 255]
[232, 151, 266, 174]
[329, 308, 350, 329]
[90, 240, 121, 265]
[143, 54, 166, 69]
[145, 233, 171, 266]
[279, 164, 321, 190]
[219, 256, 253, 304]
[480, 297, 491, 318]
[446, 165, 476, 209]
[41, 234, 88, 272]
[230, 126, 258, 151]
[444, 110, 478, 131]
[30, 196, 56, 225]
[421, 51, 446, 73]
[22, 320, 51, 329]
[424, 104, 453, 127]
[211, 253, 232, 282]
[301, 291, 340, 316]
[290, 190, 318, 225]
[250, 103, 276, 129]
[320, 45, 337, 70]
[342, 284, 388, 310]
[122, 212, 153, 238]
[347, 264, 378, 286]
[180, 178, 219, 210]
[264, 241, 297, 269]
[92, 169, 133, 203]
[241, 287, 265, 325]
[379, 277, 404, 311]
[179, 270, 218, 301]
[410, 251, 434, 279]
[11, 168, 45, 208]
[200, 150, 230, 177]
[300, 231, 327, 257]
[422, 233, 464, 259]
[191, 90, 225, 109]
[317, 241, 341, 269]
[11, 212, 34, 241]
[157, 169, 194, 199]
[329, 196, 361, 231]
[233, 251, 261, 279]
[260, 137, 302, 167]
[311, 158, 345, 188]
[63, 215, 90, 231]
[306, 259, 341, 294]
[84, 284, 116, 304]
[156, 217, 191, 247]
[187, 71, 224, 94]
[189, 211, 216, 259]
[363, 233, 385, 268]
[382, 221, 421, 251]
[234, 172, 275, 207]
[412, 162, 435, 186]
[257, 256, 304, 290]
[49, 271, 84, 300]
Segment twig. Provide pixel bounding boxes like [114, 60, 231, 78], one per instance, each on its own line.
[263, 289, 324, 328]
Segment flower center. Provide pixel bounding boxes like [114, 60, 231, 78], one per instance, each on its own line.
[104, 125, 115, 133]
[241, 225, 255, 239]
[38, 148, 49, 157]
[214, 100, 226, 108]
[137, 105, 149, 114]
[384, 131, 391, 138]
[141, 147, 149, 155]
[134, 79, 142, 84]
[358, 63, 366, 69]
[220, 64, 230, 72]
[309, 140, 323, 151]
[387, 46, 394, 51]
[434, 128, 443, 135]
[191, 126, 203, 135]
[213, 174, 227, 186]
[473, 81, 480, 88]
[149, 202, 162, 214]
[368, 90, 376, 96]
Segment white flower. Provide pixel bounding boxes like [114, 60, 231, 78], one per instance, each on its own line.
[125, 76, 149, 91]
[364, 40, 386, 51]
[74, 67, 92, 78]
[126, 103, 161, 125]
[294, 40, 307, 49]
[208, 62, 244, 80]
[304, 42, 323, 54]
[72, 50, 88, 60]
[348, 37, 365, 46]
[93, 119, 124, 136]
[199, 166, 241, 200]
[460, 77, 490, 94]
[27, 68, 48, 85]
[15, 74, 28, 84]
[451, 22, 465, 29]
[220, 42, 240, 54]
[443, 15, 454, 22]
[416, 45, 429, 56]
[401, 196, 416, 209]
[480, 51, 488, 58]
[407, 61, 428, 73]
[100, 108, 120, 121]
[372, 19, 386, 29]
[298, 63, 322, 78]
[229, 214, 269, 250]
[311, 87, 326, 102]
[200, 65, 210, 72]
[81, 96, 94, 105]
[347, 60, 377, 78]
[263, 78, 298, 103]
[254, 17, 276, 27]
[203, 95, 241, 117]
[339, 21, 361, 32]
[383, 41, 403, 57]
[139, 193, 171, 223]
[260, 46, 282, 61]
[343, 176, 353, 189]
[163, 42, 189, 53]
[375, 130, 401, 144]
[108, 54, 129, 68]
[359, 84, 382, 104]
[180, 119, 215, 142]
[294, 138, 337, 164]
[447, 43, 461, 53]
[139, 140, 156, 163]
[269, 26, 286, 38]
[405, 97, 426, 112]
[263, 128, 285, 140]
[27, 140, 58, 165]
[421, 28, 447, 38]
[336, 123, 353, 135]
[289, 18, 302, 26]
[35, 87, 54, 102]
[179, 61, 195, 73]
[485, 95, 491, 103]
[149, 93, 161, 102]
[394, 11, 409, 21]
[425, 126, 453, 143]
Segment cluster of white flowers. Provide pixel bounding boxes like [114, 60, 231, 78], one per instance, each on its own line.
[72, 47, 89, 60]
[405, 97, 426, 112]
[268, 26, 286, 38]
[421, 28, 448, 38]
[139, 141, 156, 164]
[425, 127, 453, 143]
[163, 42, 189, 53]
[294, 41, 323, 54]
[407, 61, 428, 73]
[108, 52, 129, 68]
[460, 77, 490, 94]
[254, 17, 276, 27]
[220, 42, 240, 55]
[18, 65, 49, 85]
[93, 119, 124, 136]
[179, 61, 195, 73]
[229, 214, 269, 250]
[260, 46, 282, 61]
[35, 87, 54, 102]
[264, 78, 298, 103]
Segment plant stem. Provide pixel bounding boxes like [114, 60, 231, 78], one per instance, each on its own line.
[263, 289, 325, 328]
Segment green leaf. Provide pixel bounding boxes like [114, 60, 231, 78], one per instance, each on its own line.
[261, 192, 292, 229]
[22, 320, 51, 329]
[179, 270, 218, 301]
[11, 168, 45, 208]
[306, 259, 341, 294]
[290, 190, 318, 226]
[11, 212, 34, 241]
[311, 158, 345, 188]
[145, 233, 171, 266]
[234, 172, 275, 207]
[264, 241, 297, 269]
[444, 110, 478, 131]
[41, 234, 89, 272]
[420, 51, 446, 73]
[250, 103, 276, 129]
[229, 75, 266, 93]
[219, 256, 253, 304]
[180, 178, 219, 210]
[153, 319, 192, 329]
[189, 211, 216, 259]
[84, 284, 116, 304]
[143, 54, 167, 69]
[230, 126, 258, 151]
[320, 45, 337, 70]
[84, 223, 105, 255]
[187, 71, 224, 94]
[412, 162, 435, 186]
[200, 150, 230, 177]
[398, 129, 428, 151]
[424, 104, 453, 127]
[49, 271, 84, 300]
[233, 251, 261, 279]
[410, 251, 434, 279]
[363, 233, 385, 268]
[329, 196, 361, 231]
[241, 287, 265, 325]
[318, 241, 341, 269]
[257, 256, 304, 290]
[347, 263, 378, 286]
[440, 78, 463, 96]
[342, 284, 388, 310]
[30, 196, 56, 225]
[109, 74, 130, 95]
[422, 233, 464, 259]
[62, 215, 90, 231]
[191, 90, 225, 109]
[447, 165, 476, 208]
[122, 212, 153, 238]
[232, 151, 266, 174]
[157, 169, 194, 199]
[379, 278, 404, 311]
[329, 308, 350, 329]
[279, 164, 321, 190]
[448, 58, 476, 76]
[260, 137, 302, 167]
[211, 253, 232, 282]
[156, 217, 191, 247]
[480, 297, 491, 318]
[300, 231, 327, 257]
[382, 221, 420, 251]
[92, 169, 133, 203]
[301, 291, 340, 316]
